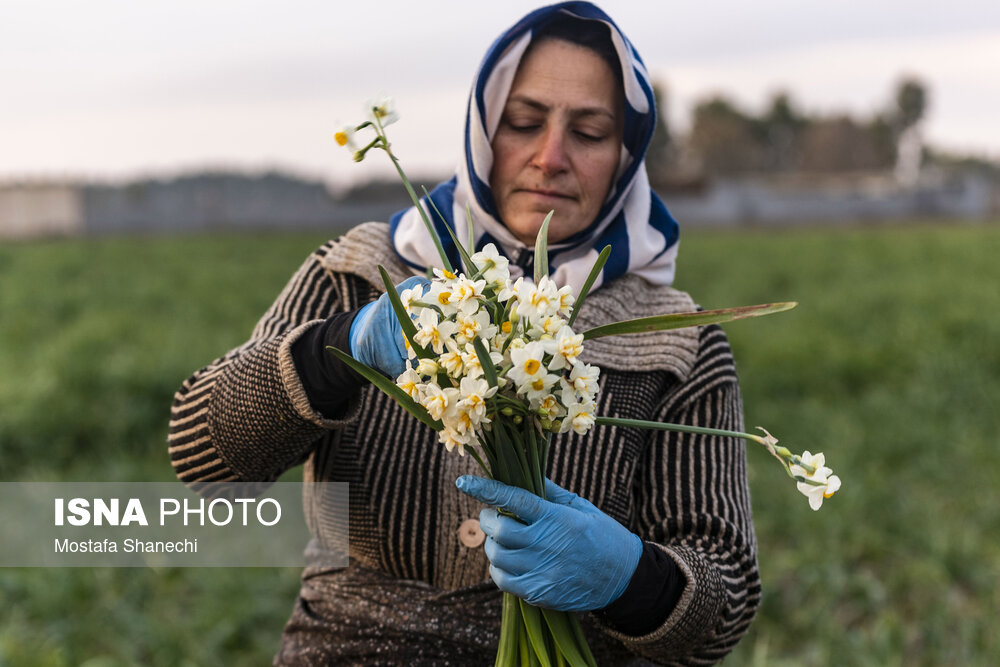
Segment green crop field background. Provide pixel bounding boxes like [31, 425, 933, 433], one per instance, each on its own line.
[1, 222, 998, 666]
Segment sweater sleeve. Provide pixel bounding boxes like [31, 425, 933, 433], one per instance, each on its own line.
[167, 241, 367, 484]
[598, 324, 761, 664]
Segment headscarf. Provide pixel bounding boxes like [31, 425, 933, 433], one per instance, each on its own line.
[389, 1, 679, 293]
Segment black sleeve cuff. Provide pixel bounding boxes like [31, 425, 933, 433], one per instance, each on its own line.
[290, 310, 367, 418]
[595, 542, 686, 636]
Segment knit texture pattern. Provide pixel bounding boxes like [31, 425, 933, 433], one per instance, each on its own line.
[168, 222, 760, 665]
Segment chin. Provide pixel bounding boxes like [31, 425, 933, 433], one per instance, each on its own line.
[504, 210, 581, 246]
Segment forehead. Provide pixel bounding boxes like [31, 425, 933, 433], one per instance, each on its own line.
[507, 39, 621, 115]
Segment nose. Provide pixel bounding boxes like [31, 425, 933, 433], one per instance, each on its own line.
[532, 126, 569, 175]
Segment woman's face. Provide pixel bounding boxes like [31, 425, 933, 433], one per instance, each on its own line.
[490, 39, 624, 246]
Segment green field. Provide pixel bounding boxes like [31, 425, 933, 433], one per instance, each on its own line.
[1, 223, 998, 665]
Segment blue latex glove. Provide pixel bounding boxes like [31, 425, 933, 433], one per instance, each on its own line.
[349, 276, 429, 378]
[456, 475, 643, 612]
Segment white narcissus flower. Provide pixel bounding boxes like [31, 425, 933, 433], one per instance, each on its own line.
[400, 283, 425, 315]
[395, 368, 423, 401]
[556, 285, 575, 318]
[461, 343, 503, 381]
[334, 123, 357, 151]
[790, 451, 842, 511]
[455, 310, 497, 346]
[448, 275, 487, 314]
[514, 276, 560, 322]
[416, 358, 439, 378]
[520, 370, 561, 403]
[367, 94, 399, 127]
[421, 384, 460, 421]
[439, 426, 473, 456]
[559, 400, 597, 435]
[544, 326, 584, 371]
[426, 280, 460, 318]
[566, 362, 600, 400]
[455, 376, 497, 427]
[535, 394, 565, 420]
[439, 341, 465, 378]
[471, 243, 511, 288]
[527, 314, 565, 340]
[496, 275, 521, 303]
[413, 308, 457, 354]
[507, 341, 547, 390]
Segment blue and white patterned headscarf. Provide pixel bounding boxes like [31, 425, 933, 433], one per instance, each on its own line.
[390, 1, 679, 293]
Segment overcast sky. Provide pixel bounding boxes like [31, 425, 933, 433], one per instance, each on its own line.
[2, 0, 999, 187]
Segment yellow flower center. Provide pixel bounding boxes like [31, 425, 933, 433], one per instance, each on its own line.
[442, 269, 457, 280]
[531, 378, 545, 391]
[531, 293, 550, 308]
[334, 131, 349, 146]
[438, 292, 451, 305]
[524, 359, 540, 374]
[502, 321, 512, 333]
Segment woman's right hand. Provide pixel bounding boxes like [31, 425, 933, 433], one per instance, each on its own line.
[348, 276, 429, 377]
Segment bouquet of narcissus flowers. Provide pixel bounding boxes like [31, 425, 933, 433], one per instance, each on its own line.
[328, 98, 841, 667]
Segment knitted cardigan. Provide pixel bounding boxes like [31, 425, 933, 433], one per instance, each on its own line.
[167, 222, 760, 666]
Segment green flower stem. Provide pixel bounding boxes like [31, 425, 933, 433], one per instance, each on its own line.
[492, 394, 531, 414]
[370, 119, 453, 271]
[496, 592, 519, 667]
[594, 415, 762, 443]
[467, 447, 492, 478]
[524, 418, 541, 497]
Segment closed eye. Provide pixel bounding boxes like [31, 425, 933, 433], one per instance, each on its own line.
[574, 130, 606, 142]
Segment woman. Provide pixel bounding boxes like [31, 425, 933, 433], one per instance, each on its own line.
[168, 3, 760, 664]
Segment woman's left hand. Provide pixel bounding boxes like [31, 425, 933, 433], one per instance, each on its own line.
[456, 476, 643, 612]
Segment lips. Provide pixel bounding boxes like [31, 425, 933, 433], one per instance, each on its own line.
[518, 187, 576, 200]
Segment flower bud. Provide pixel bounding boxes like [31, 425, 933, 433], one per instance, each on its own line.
[417, 358, 439, 376]
[512, 415, 523, 425]
[500, 407, 515, 417]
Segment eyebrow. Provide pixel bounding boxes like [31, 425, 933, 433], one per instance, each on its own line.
[505, 94, 617, 121]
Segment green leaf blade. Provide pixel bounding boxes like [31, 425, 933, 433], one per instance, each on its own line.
[377, 265, 433, 359]
[472, 336, 500, 389]
[581, 302, 797, 340]
[326, 346, 443, 431]
[518, 599, 553, 667]
[533, 211, 554, 284]
[567, 245, 610, 328]
[422, 186, 479, 277]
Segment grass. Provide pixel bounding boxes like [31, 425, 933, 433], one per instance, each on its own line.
[1, 222, 998, 665]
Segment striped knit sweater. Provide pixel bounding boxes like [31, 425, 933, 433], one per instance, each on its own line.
[168, 222, 760, 665]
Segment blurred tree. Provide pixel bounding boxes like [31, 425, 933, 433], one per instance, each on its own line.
[758, 91, 806, 172]
[686, 96, 764, 175]
[798, 115, 886, 172]
[867, 113, 897, 170]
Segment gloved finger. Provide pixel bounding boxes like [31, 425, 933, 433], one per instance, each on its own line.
[484, 536, 543, 577]
[488, 565, 559, 609]
[487, 562, 533, 599]
[478, 508, 536, 549]
[456, 476, 548, 523]
[383, 354, 408, 379]
[543, 478, 579, 506]
[543, 478, 599, 514]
